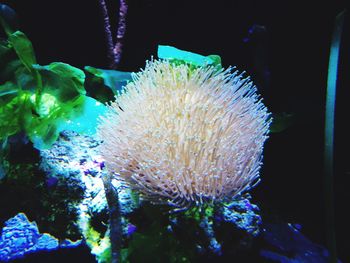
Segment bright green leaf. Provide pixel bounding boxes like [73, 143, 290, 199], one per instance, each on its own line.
[0, 91, 30, 140]
[85, 66, 131, 90]
[33, 62, 86, 102]
[8, 31, 37, 72]
[207, 54, 222, 69]
[27, 95, 86, 150]
[157, 45, 222, 68]
[84, 66, 132, 102]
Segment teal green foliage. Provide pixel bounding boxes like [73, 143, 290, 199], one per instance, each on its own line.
[84, 67, 115, 103]
[0, 7, 109, 149]
[0, 30, 88, 149]
[29, 62, 88, 149]
[84, 66, 132, 103]
[33, 63, 85, 101]
[56, 96, 107, 137]
[0, 29, 40, 142]
[9, 31, 38, 73]
[157, 45, 222, 70]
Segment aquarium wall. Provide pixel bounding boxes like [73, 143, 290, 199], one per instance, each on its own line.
[0, 0, 349, 262]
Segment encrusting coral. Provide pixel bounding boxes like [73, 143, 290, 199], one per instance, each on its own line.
[97, 60, 271, 209]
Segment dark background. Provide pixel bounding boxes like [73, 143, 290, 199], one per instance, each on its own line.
[1, 0, 349, 262]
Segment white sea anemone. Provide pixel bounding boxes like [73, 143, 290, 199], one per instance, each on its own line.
[97, 60, 271, 209]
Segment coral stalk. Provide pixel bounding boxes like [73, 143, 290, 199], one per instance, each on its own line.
[98, 0, 116, 68]
[97, 1, 128, 260]
[113, 0, 128, 67]
[101, 173, 122, 263]
[98, 0, 128, 69]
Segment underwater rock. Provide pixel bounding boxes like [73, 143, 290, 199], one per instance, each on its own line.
[260, 222, 343, 263]
[164, 195, 262, 257]
[212, 196, 262, 253]
[40, 130, 137, 216]
[198, 215, 222, 255]
[0, 213, 81, 262]
[40, 130, 139, 262]
[40, 130, 263, 261]
[39, 130, 266, 262]
[216, 194, 262, 237]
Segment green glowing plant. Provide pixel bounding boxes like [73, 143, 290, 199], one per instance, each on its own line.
[0, 11, 84, 149]
[0, 5, 108, 150]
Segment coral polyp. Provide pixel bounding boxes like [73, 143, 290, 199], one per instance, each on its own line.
[98, 60, 271, 208]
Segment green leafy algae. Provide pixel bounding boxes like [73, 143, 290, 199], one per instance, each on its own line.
[0, 24, 107, 149]
[157, 45, 222, 70]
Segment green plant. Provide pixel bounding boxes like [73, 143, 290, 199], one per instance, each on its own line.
[0, 7, 86, 149]
[0, 4, 111, 150]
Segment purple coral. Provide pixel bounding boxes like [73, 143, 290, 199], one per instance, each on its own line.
[98, 0, 128, 69]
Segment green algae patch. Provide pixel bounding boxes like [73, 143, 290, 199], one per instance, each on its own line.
[157, 45, 222, 70]
[84, 66, 132, 104]
[0, 28, 107, 150]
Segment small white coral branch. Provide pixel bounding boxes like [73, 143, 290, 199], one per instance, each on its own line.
[98, 60, 271, 209]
